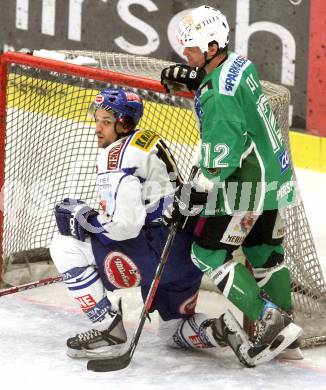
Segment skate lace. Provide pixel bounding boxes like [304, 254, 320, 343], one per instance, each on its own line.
[254, 321, 266, 345]
[77, 329, 102, 342]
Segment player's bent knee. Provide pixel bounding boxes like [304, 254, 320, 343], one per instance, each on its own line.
[50, 233, 94, 273]
[191, 242, 232, 276]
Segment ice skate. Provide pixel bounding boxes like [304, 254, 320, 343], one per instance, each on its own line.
[242, 301, 303, 366]
[209, 311, 254, 367]
[67, 299, 127, 358]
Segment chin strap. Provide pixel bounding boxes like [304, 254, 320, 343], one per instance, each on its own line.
[202, 49, 228, 69]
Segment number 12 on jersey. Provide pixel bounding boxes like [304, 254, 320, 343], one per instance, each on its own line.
[202, 143, 230, 168]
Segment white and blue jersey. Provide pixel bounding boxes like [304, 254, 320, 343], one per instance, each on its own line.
[92, 129, 180, 241]
[89, 129, 202, 320]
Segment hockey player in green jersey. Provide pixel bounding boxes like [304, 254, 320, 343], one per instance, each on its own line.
[161, 4, 303, 364]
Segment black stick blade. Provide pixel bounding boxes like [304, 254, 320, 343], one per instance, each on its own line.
[87, 351, 132, 372]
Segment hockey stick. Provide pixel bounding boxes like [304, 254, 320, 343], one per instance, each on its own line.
[0, 275, 63, 297]
[87, 222, 179, 372]
[87, 166, 199, 372]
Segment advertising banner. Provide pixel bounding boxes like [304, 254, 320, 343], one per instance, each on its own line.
[0, 0, 325, 134]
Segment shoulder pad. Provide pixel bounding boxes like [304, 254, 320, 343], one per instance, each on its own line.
[219, 53, 251, 96]
[130, 130, 160, 152]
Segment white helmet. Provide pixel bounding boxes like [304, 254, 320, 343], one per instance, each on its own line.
[176, 5, 229, 53]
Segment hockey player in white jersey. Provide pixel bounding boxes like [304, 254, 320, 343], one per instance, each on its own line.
[50, 88, 255, 365]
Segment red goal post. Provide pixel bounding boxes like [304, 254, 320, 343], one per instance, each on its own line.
[0, 50, 325, 347]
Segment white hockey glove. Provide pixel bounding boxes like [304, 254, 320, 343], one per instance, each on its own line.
[161, 64, 206, 93]
[55, 198, 99, 241]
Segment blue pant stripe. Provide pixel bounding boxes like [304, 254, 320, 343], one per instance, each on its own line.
[64, 269, 98, 286]
[66, 274, 101, 291]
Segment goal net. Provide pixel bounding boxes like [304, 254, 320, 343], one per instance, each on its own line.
[0, 50, 325, 347]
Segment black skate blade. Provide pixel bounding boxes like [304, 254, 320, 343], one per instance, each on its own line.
[87, 350, 132, 372]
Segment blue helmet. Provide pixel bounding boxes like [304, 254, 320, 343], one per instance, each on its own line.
[93, 88, 144, 129]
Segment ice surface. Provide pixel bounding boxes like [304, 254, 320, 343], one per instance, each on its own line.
[1, 284, 326, 390]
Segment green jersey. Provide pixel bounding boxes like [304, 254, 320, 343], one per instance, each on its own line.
[194, 52, 295, 215]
